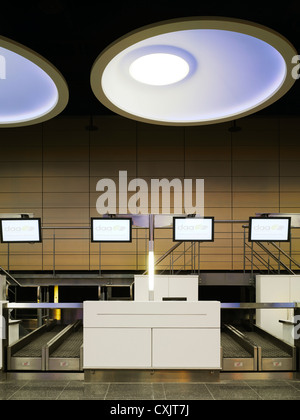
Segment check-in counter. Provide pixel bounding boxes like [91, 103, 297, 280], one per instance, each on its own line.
[83, 301, 220, 370]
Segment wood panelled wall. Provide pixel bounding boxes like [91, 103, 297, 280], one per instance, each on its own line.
[0, 115, 300, 272]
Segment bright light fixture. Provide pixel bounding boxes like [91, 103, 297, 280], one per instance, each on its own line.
[91, 17, 297, 126]
[129, 53, 190, 86]
[148, 251, 155, 292]
[0, 35, 68, 127]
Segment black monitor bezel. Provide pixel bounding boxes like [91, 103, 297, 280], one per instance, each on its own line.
[91, 217, 133, 243]
[248, 216, 291, 242]
[173, 216, 215, 242]
[0, 218, 42, 243]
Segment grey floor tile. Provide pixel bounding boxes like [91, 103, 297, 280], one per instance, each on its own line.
[1, 378, 300, 400]
[58, 381, 109, 400]
[246, 380, 300, 400]
[9, 380, 69, 400]
[207, 382, 261, 400]
[163, 383, 213, 400]
[152, 383, 166, 400]
[290, 381, 300, 391]
[0, 382, 28, 400]
[105, 383, 157, 400]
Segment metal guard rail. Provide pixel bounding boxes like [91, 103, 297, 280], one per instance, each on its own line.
[0, 266, 21, 287]
[243, 224, 300, 274]
[270, 241, 300, 269]
[255, 242, 295, 275]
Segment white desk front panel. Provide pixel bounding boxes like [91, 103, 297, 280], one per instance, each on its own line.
[152, 328, 220, 369]
[84, 328, 151, 369]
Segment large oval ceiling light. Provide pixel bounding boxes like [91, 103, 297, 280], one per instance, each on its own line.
[0, 35, 68, 127]
[91, 17, 297, 126]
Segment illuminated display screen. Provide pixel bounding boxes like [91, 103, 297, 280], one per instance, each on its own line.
[173, 217, 214, 242]
[91, 218, 132, 242]
[249, 217, 291, 242]
[0, 218, 42, 243]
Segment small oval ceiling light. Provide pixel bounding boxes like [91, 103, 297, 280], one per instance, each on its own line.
[129, 53, 190, 86]
[91, 17, 297, 126]
[0, 35, 68, 127]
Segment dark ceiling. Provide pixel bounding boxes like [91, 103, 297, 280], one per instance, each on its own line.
[1, 1, 300, 120]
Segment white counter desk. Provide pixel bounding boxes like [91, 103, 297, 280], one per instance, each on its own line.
[83, 301, 220, 370]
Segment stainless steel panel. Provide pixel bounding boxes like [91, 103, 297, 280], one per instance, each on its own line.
[261, 358, 295, 371]
[4, 302, 299, 310]
[48, 358, 81, 371]
[5, 303, 83, 309]
[221, 302, 297, 309]
[10, 357, 42, 371]
[222, 357, 256, 371]
[84, 369, 220, 383]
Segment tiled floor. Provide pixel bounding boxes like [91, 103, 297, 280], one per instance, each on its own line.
[1, 378, 300, 400]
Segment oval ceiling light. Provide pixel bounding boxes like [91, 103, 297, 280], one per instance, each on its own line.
[0, 35, 68, 127]
[129, 53, 190, 86]
[91, 17, 297, 126]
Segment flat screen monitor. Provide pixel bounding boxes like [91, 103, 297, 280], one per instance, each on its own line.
[91, 218, 132, 243]
[248, 217, 291, 242]
[0, 218, 42, 243]
[173, 217, 214, 242]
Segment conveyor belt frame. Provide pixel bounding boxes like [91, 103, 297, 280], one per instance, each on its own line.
[221, 324, 258, 371]
[44, 321, 83, 371]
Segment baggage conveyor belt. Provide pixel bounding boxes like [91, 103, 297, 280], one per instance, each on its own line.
[8, 323, 65, 371]
[221, 325, 258, 371]
[234, 324, 296, 371]
[7, 321, 83, 371]
[6, 316, 296, 373]
[12, 326, 64, 358]
[45, 321, 83, 371]
[221, 323, 296, 372]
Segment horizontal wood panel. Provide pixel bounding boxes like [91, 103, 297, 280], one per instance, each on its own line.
[43, 177, 89, 193]
[43, 162, 90, 177]
[0, 178, 42, 193]
[0, 162, 42, 177]
[0, 115, 299, 270]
